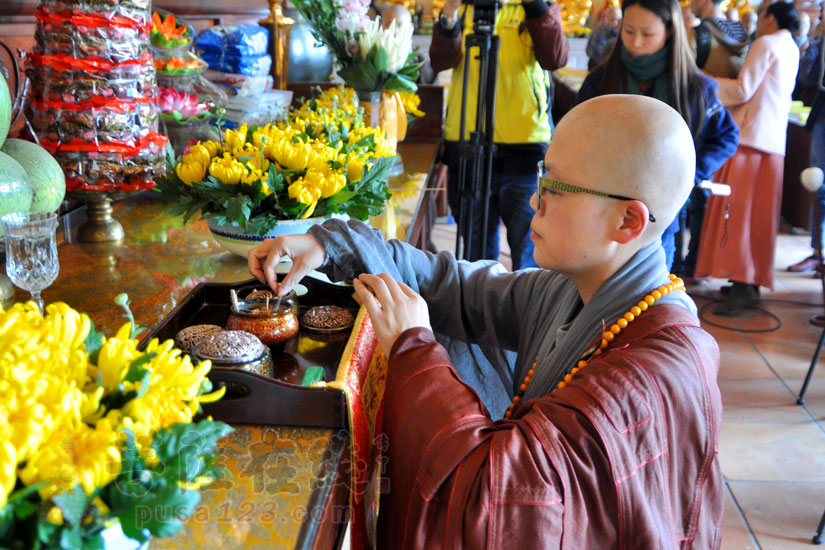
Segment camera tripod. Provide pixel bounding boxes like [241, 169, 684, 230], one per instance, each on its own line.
[454, 0, 500, 261]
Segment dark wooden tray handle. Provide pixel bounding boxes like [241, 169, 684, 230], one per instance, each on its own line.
[201, 367, 348, 429]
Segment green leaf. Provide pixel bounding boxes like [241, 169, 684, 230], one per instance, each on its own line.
[84, 320, 105, 362]
[123, 353, 153, 384]
[326, 190, 357, 206]
[339, 62, 380, 93]
[53, 485, 91, 527]
[85, 532, 106, 550]
[374, 47, 389, 72]
[59, 526, 82, 550]
[225, 195, 253, 227]
[14, 499, 37, 520]
[383, 74, 417, 93]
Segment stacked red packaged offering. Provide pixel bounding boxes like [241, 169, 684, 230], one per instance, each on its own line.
[28, 0, 167, 192]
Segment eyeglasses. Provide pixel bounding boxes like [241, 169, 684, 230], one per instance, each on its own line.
[536, 161, 656, 222]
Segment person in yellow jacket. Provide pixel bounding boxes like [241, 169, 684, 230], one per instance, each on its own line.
[432, 0, 568, 269]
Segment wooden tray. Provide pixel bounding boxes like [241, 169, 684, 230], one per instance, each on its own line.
[139, 277, 356, 429]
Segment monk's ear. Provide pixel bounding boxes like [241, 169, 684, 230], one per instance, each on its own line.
[611, 200, 650, 244]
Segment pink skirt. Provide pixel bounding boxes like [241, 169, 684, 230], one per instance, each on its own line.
[694, 145, 784, 289]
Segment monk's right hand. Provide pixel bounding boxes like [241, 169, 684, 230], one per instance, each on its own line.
[248, 234, 326, 297]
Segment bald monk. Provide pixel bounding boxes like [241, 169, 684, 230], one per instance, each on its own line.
[248, 95, 723, 548]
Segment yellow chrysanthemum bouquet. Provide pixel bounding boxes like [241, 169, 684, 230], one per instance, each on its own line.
[155, 86, 397, 236]
[0, 301, 231, 549]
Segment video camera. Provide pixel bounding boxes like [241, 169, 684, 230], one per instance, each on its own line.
[470, 0, 498, 32]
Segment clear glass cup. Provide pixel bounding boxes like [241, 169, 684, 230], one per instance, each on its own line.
[1, 212, 59, 314]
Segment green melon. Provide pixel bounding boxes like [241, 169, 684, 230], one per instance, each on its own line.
[1, 139, 65, 213]
[0, 72, 10, 149]
[0, 150, 33, 235]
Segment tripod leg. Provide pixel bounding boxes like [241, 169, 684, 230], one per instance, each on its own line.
[813, 506, 825, 544]
[799, 323, 825, 404]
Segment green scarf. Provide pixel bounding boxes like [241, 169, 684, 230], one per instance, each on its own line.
[620, 43, 671, 104]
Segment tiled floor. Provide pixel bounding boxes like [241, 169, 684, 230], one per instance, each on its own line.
[429, 220, 825, 549]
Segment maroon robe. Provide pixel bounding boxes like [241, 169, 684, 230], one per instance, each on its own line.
[377, 304, 723, 549]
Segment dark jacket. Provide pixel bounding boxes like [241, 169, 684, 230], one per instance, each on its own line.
[378, 304, 723, 549]
[800, 37, 825, 130]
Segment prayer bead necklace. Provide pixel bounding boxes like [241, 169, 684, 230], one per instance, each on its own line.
[503, 274, 685, 420]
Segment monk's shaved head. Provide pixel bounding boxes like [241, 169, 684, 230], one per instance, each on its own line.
[550, 95, 695, 244]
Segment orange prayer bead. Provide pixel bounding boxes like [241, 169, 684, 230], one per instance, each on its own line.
[513, 395, 521, 403]
[610, 324, 621, 334]
[577, 360, 588, 368]
[638, 301, 648, 311]
[557, 381, 567, 389]
[604, 331, 615, 342]
[593, 349, 602, 356]
[520, 383, 528, 391]
[564, 374, 573, 383]
[617, 318, 628, 328]
[624, 312, 635, 322]
[599, 339, 608, 349]
[571, 367, 580, 374]
[645, 295, 655, 305]
[651, 290, 662, 300]
[631, 306, 641, 316]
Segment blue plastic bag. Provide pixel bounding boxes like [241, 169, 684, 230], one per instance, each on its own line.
[195, 24, 269, 57]
[200, 51, 272, 76]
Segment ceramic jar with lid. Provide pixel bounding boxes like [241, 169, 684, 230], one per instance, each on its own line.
[192, 330, 273, 377]
[226, 295, 299, 346]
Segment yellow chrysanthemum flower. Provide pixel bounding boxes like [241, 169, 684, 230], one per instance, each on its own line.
[176, 160, 207, 186]
[184, 144, 212, 168]
[200, 140, 222, 158]
[399, 91, 425, 117]
[224, 123, 248, 153]
[347, 157, 366, 183]
[209, 154, 246, 185]
[19, 419, 122, 499]
[288, 176, 323, 206]
[0, 300, 227, 512]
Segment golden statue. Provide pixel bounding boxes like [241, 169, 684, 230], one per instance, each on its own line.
[260, 0, 294, 90]
[560, 0, 593, 35]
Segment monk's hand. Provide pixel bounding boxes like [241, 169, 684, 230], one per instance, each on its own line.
[353, 273, 431, 354]
[248, 234, 326, 297]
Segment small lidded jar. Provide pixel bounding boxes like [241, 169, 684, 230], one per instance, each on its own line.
[175, 324, 222, 354]
[192, 330, 274, 377]
[227, 293, 299, 347]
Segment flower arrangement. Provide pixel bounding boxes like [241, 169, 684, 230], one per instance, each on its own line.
[158, 87, 223, 124]
[155, 86, 396, 236]
[151, 11, 193, 50]
[0, 301, 231, 549]
[154, 53, 206, 76]
[292, 0, 423, 93]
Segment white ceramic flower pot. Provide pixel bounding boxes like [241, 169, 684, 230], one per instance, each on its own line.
[207, 215, 346, 258]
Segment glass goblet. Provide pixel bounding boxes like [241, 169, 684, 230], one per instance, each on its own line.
[1, 212, 59, 314]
